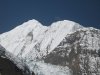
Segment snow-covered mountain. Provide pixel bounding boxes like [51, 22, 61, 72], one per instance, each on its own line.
[0, 19, 100, 75]
[0, 19, 82, 59]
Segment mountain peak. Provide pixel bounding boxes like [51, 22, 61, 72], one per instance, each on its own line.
[24, 19, 41, 25]
[20, 19, 43, 28]
[50, 20, 83, 33]
[51, 20, 75, 27]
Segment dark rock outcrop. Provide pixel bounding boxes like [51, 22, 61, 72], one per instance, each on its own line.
[0, 45, 35, 75]
[0, 56, 23, 75]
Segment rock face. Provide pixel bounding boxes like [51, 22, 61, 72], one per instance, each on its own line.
[0, 56, 23, 75]
[0, 19, 100, 75]
[44, 28, 100, 75]
[0, 45, 34, 75]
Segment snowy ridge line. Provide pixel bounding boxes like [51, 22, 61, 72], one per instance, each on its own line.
[0, 19, 83, 58]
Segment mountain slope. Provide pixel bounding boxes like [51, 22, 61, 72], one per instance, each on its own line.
[44, 27, 100, 75]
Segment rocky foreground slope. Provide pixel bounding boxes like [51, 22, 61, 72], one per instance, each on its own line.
[0, 19, 100, 75]
[0, 45, 34, 75]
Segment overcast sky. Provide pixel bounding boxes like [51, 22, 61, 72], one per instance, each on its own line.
[0, 0, 100, 33]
